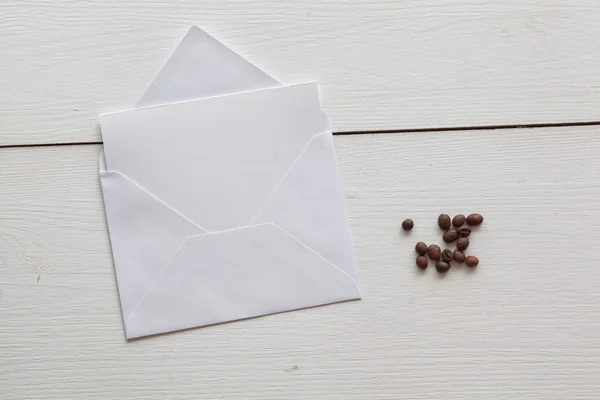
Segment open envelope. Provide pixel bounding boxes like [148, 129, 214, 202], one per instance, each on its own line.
[99, 27, 360, 339]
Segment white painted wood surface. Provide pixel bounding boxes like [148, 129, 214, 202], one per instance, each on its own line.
[2, 0, 600, 145]
[2, 126, 600, 399]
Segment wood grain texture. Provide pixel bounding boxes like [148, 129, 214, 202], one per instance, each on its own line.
[2, 0, 600, 146]
[2, 126, 600, 399]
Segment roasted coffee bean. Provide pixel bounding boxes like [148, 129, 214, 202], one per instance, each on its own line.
[466, 213, 484, 226]
[415, 242, 428, 256]
[453, 250, 466, 263]
[436, 261, 451, 273]
[442, 248, 453, 262]
[458, 227, 471, 237]
[438, 214, 451, 230]
[428, 244, 441, 261]
[402, 218, 414, 231]
[443, 228, 459, 243]
[465, 256, 479, 267]
[457, 237, 469, 251]
[416, 256, 428, 270]
[452, 214, 466, 227]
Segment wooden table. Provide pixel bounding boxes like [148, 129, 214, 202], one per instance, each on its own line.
[2, 2, 600, 399]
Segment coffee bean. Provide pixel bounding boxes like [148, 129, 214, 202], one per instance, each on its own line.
[438, 214, 451, 230]
[416, 256, 428, 270]
[415, 242, 428, 256]
[457, 227, 471, 237]
[466, 213, 484, 226]
[453, 250, 466, 263]
[443, 228, 458, 243]
[436, 261, 451, 273]
[465, 256, 479, 267]
[428, 244, 441, 261]
[452, 214, 466, 227]
[402, 219, 414, 231]
[442, 248, 453, 262]
[457, 237, 469, 251]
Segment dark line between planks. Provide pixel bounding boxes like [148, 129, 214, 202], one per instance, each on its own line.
[334, 120, 600, 135]
[3, 120, 600, 149]
[0, 141, 104, 149]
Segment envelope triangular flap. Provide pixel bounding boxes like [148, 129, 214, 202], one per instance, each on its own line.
[138, 26, 279, 108]
[100, 168, 205, 322]
[100, 83, 324, 232]
[126, 223, 360, 338]
[252, 133, 358, 279]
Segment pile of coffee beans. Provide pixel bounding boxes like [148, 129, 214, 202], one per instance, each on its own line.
[405, 213, 483, 273]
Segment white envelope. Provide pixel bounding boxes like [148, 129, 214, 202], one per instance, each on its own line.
[99, 27, 360, 339]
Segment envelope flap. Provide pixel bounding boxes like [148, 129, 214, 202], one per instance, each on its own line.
[100, 169, 205, 322]
[100, 83, 324, 232]
[138, 26, 279, 108]
[126, 223, 360, 338]
[253, 132, 358, 279]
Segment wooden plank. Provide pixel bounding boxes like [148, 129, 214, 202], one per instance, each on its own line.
[2, 126, 600, 398]
[1, 0, 600, 146]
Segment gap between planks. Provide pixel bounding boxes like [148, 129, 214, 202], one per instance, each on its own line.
[3, 120, 600, 150]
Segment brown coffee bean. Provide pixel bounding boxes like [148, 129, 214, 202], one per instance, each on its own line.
[443, 228, 458, 243]
[453, 250, 466, 263]
[416, 256, 428, 270]
[457, 237, 469, 251]
[436, 261, 451, 273]
[465, 256, 479, 267]
[458, 227, 471, 237]
[442, 248, 453, 262]
[438, 214, 451, 230]
[415, 242, 428, 256]
[402, 218, 414, 231]
[428, 244, 441, 261]
[466, 213, 484, 226]
[452, 214, 466, 227]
